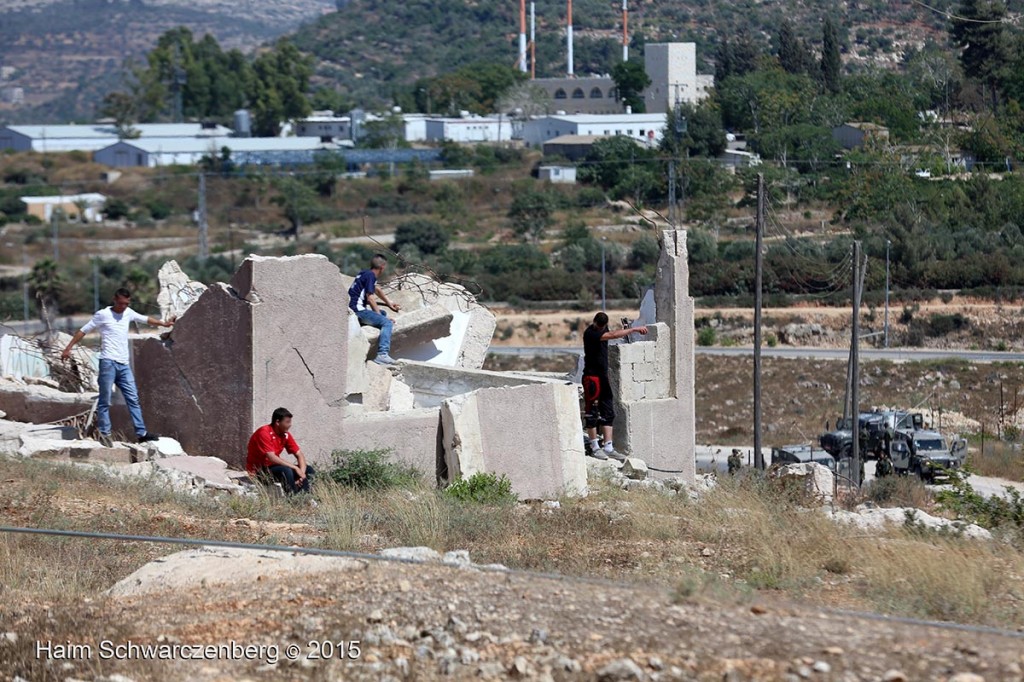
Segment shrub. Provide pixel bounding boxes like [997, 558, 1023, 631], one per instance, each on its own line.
[697, 326, 717, 346]
[147, 200, 171, 220]
[326, 448, 421, 490]
[393, 218, 449, 255]
[926, 312, 970, 337]
[443, 472, 518, 505]
[935, 467, 1024, 539]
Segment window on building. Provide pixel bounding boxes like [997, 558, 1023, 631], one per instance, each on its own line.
[640, 129, 646, 137]
[628, 129, 633, 135]
[615, 130, 621, 135]
[572, 88, 585, 99]
[604, 130, 610, 135]
[554, 89, 567, 99]
[590, 88, 603, 99]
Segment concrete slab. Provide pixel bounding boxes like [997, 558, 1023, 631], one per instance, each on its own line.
[441, 382, 587, 500]
[381, 273, 496, 369]
[361, 303, 453, 360]
[395, 361, 552, 409]
[106, 546, 366, 597]
[155, 455, 235, 487]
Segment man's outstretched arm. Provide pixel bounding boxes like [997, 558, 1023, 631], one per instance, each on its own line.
[60, 331, 87, 360]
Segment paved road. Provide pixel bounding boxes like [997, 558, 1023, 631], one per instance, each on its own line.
[490, 345, 1024, 363]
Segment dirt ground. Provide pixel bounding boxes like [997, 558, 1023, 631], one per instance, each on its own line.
[490, 297, 1024, 352]
[5, 557, 1022, 681]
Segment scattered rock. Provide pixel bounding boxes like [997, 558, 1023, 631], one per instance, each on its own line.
[509, 655, 534, 677]
[442, 550, 472, 567]
[380, 546, 443, 563]
[621, 457, 649, 480]
[597, 658, 647, 681]
[949, 674, 985, 682]
[700, 547, 715, 557]
[367, 609, 384, 623]
[812, 661, 831, 674]
[829, 506, 992, 541]
[882, 671, 908, 682]
[750, 605, 768, 615]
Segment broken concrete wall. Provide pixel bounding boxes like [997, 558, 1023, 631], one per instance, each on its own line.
[607, 230, 696, 481]
[360, 303, 453, 360]
[382, 273, 495, 369]
[441, 382, 587, 500]
[241, 256, 350, 464]
[137, 255, 438, 472]
[134, 282, 256, 465]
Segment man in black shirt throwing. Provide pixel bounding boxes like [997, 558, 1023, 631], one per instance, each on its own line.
[582, 312, 648, 460]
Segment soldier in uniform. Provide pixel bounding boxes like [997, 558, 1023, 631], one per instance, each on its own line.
[875, 449, 894, 478]
[728, 448, 742, 474]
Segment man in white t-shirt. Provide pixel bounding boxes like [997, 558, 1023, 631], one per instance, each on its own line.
[61, 288, 173, 447]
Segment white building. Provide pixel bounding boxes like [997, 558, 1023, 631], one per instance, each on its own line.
[94, 137, 335, 168]
[20, 193, 107, 222]
[522, 114, 666, 148]
[537, 166, 577, 184]
[425, 116, 506, 144]
[295, 113, 352, 141]
[0, 123, 234, 154]
[643, 43, 714, 113]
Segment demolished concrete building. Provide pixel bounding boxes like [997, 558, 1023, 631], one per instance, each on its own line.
[1, 230, 696, 500]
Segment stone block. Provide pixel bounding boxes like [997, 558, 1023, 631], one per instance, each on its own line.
[621, 457, 648, 480]
[441, 383, 586, 500]
[363, 360, 396, 412]
[362, 303, 453, 360]
[633, 361, 656, 383]
[0, 380, 95, 424]
[382, 273, 495, 369]
[342, 408, 442, 480]
[773, 462, 834, 506]
[156, 455, 235, 488]
[616, 399, 693, 480]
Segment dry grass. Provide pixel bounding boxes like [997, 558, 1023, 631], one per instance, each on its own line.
[2, 457, 1024, 630]
[966, 441, 1024, 482]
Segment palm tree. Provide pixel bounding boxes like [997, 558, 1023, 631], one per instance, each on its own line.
[28, 258, 63, 324]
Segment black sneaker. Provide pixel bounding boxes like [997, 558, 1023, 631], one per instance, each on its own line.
[98, 433, 113, 448]
[137, 432, 161, 443]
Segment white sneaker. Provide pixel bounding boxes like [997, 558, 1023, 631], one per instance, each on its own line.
[374, 354, 397, 365]
[588, 446, 609, 460]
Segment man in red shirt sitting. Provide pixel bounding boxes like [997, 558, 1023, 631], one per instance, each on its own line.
[246, 407, 314, 495]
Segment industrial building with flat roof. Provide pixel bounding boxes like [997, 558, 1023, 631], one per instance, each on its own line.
[0, 123, 233, 153]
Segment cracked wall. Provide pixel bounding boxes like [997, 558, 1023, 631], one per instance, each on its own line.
[607, 230, 696, 481]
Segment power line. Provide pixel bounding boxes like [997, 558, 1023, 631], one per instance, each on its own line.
[911, 0, 1019, 24]
[2, 523, 1023, 640]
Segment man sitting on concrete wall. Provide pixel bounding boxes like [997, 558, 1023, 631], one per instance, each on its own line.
[61, 287, 173, 448]
[246, 407, 315, 495]
[348, 253, 402, 365]
[583, 312, 648, 460]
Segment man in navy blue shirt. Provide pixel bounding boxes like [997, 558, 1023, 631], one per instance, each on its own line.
[349, 254, 402, 364]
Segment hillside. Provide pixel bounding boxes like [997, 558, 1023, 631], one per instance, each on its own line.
[0, 0, 333, 123]
[5, 0, 1020, 123]
[289, 0, 1006, 107]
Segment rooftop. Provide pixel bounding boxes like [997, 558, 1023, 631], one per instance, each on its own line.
[4, 123, 234, 140]
[20, 193, 106, 204]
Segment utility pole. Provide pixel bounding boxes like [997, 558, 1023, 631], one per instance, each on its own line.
[51, 210, 59, 262]
[754, 173, 765, 470]
[667, 161, 676, 227]
[601, 237, 607, 311]
[884, 239, 891, 348]
[851, 241, 863, 487]
[92, 259, 99, 311]
[198, 172, 209, 262]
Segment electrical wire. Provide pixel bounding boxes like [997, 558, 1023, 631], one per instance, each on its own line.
[910, 0, 1019, 24]
[2, 523, 1023, 639]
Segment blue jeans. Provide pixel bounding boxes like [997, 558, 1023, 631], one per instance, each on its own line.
[97, 359, 147, 437]
[258, 464, 316, 495]
[356, 309, 393, 356]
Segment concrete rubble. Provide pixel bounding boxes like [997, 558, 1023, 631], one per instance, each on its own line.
[772, 462, 835, 506]
[156, 259, 207, 321]
[1, 231, 699, 501]
[1, 332, 98, 392]
[828, 505, 992, 541]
